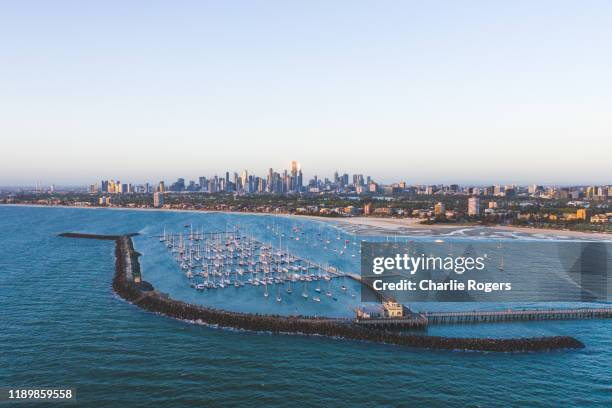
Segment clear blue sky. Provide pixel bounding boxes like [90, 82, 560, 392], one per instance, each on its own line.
[1, 1, 611, 186]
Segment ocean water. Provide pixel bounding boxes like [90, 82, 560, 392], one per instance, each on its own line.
[1, 205, 611, 407]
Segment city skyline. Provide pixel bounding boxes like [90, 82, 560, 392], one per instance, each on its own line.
[4, 162, 612, 191]
[2, 1, 611, 185]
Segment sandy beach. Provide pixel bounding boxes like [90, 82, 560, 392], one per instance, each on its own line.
[301, 215, 612, 240]
[3, 203, 610, 240]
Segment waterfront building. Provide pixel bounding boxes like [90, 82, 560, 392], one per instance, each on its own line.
[153, 192, 164, 208]
[383, 300, 403, 318]
[468, 196, 480, 216]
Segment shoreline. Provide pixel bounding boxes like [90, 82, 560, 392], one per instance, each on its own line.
[5, 203, 611, 240]
[59, 232, 586, 352]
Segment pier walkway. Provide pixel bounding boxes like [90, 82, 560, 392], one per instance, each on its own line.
[425, 307, 612, 324]
[352, 307, 612, 328]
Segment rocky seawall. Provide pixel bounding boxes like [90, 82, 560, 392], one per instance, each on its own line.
[61, 233, 585, 352]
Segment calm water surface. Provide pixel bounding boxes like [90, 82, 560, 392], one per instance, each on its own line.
[1, 206, 610, 407]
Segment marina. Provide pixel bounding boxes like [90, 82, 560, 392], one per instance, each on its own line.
[58, 227, 611, 352]
[158, 226, 345, 303]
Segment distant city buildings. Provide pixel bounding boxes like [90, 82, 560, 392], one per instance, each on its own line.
[89, 162, 610, 229]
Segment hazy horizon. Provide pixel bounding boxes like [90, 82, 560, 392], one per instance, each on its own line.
[2, 1, 611, 185]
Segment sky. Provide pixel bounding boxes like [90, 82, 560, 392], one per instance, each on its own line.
[1, 1, 611, 186]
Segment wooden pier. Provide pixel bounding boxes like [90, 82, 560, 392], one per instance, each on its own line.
[354, 307, 612, 328]
[424, 308, 612, 324]
[354, 314, 428, 329]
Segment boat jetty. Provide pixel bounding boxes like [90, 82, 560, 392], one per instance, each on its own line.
[58, 231, 602, 352]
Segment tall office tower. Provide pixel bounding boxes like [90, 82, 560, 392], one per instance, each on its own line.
[274, 172, 282, 193]
[290, 160, 299, 176]
[248, 175, 254, 193]
[297, 170, 303, 192]
[289, 161, 301, 192]
[334, 171, 339, 184]
[468, 196, 480, 216]
[101, 180, 109, 193]
[240, 170, 248, 192]
[153, 192, 164, 208]
[281, 170, 288, 192]
[225, 172, 230, 186]
[158, 181, 165, 193]
[267, 168, 273, 192]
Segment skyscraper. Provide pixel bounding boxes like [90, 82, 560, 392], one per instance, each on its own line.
[241, 170, 249, 192]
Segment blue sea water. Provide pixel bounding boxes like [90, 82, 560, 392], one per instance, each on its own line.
[1, 206, 611, 407]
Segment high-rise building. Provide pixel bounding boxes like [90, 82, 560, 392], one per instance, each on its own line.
[153, 192, 164, 208]
[241, 170, 249, 192]
[468, 196, 480, 216]
[290, 161, 299, 176]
